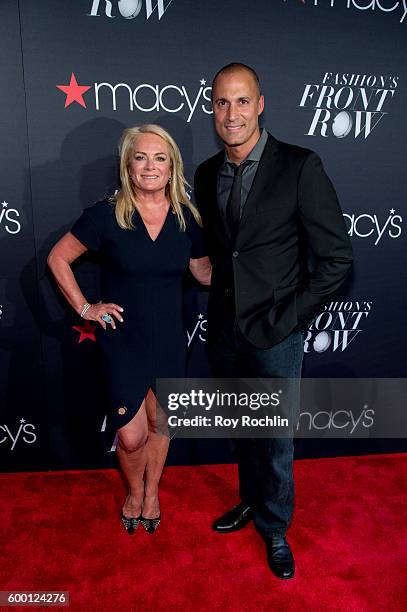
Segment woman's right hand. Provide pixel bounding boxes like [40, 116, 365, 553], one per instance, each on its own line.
[83, 302, 124, 330]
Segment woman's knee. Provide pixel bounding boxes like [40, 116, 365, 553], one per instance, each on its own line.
[118, 427, 148, 453]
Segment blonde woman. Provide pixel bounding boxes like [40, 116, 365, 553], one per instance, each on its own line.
[48, 125, 211, 534]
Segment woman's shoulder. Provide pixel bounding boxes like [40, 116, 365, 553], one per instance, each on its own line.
[84, 198, 116, 222]
[182, 203, 192, 222]
[182, 203, 198, 225]
[183, 203, 203, 232]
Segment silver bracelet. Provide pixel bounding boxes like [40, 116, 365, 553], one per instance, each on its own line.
[80, 302, 91, 318]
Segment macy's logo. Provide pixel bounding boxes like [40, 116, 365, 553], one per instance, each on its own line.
[284, 0, 406, 24]
[0, 419, 37, 450]
[56, 72, 212, 122]
[297, 407, 374, 435]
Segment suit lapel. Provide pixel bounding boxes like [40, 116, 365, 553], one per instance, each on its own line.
[240, 133, 279, 226]
[205, 134, 279, 247]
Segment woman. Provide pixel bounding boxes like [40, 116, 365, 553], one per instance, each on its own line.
[48, 124, 211, 534]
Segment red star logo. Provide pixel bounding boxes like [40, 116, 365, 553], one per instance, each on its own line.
[72, 320, 97, 343]
[57, 72, 91, 108]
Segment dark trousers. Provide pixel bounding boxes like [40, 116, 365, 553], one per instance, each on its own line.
[208, 316, 304, 536]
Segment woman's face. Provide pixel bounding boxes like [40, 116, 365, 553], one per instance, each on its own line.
[129, 133, 172, 195]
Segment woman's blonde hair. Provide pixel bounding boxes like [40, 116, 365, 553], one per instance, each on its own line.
[111, 124, 201, 231]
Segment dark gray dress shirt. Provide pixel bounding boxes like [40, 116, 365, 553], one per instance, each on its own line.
[217, 128, 268, 218]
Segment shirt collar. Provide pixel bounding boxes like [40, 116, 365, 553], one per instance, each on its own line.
[224, 128, 268, 165]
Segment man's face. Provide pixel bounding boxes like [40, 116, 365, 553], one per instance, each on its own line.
[212, 70, 264, 150]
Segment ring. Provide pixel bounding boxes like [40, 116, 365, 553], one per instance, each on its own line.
[101, 313, 114, 324]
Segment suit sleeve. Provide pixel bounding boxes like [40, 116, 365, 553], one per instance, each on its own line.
[295, 153, 353, 327]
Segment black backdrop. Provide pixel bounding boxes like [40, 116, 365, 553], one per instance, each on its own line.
[1, 0, 406, 471]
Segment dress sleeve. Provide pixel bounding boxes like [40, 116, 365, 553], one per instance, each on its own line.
[186, 208, 207, 259]
[70, 209, 101, 251]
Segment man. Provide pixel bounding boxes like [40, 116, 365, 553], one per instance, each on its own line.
[194, 63, 353, 579]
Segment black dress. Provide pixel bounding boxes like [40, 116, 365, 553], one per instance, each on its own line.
[71, 200, 206, 437]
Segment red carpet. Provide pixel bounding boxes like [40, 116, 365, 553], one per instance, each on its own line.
[1, 454, 407, 611]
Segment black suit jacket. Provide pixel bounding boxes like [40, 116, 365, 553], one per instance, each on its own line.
[194, 133, 353, 349]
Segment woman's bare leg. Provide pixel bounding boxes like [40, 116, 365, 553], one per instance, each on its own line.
[116, 401, 148, 517]
[142, 388, 170, 518]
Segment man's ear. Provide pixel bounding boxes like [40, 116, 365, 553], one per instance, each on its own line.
[258, 95, 265, 116]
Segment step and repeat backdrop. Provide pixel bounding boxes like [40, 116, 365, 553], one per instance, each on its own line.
[1, 0, 406, 470]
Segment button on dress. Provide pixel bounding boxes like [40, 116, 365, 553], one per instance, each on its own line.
[71, 200, 206, 437]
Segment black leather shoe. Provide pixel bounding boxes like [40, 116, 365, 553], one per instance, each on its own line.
[264, 532, 295, 579]
[212, 502, 252, 533]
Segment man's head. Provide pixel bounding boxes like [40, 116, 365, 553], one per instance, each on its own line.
[211, 63, 264, 154]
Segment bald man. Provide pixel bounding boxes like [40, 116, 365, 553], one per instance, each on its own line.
[194, 63, 352, 579]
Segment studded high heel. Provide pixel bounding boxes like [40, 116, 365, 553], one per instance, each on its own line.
[140, 514, 161, 533]
[121, 512, 141, 535]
